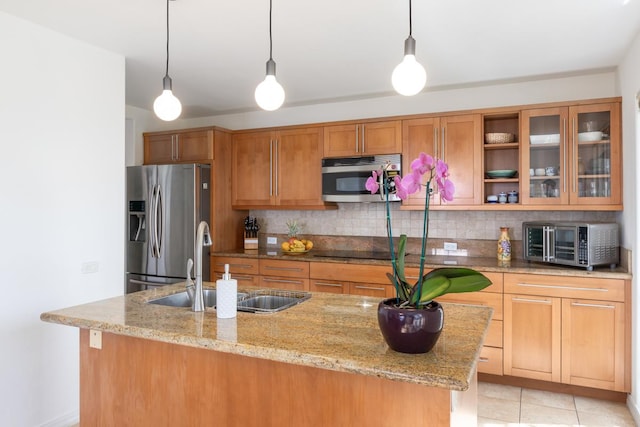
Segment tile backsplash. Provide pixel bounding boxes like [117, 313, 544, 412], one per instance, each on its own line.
[252, 204, 617, 242]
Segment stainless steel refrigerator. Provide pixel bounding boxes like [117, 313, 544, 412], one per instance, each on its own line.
[126, 163, 211, 293]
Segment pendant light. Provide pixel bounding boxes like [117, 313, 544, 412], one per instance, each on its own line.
[392, 0, 427, 96]
[255, 0, 285, 111]
[153, 0, 182, 121]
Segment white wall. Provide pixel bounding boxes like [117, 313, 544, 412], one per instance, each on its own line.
[617, 28, 640, 421]
[0, 11, 125, 427]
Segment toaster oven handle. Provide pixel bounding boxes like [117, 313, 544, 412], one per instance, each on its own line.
[545, 226, 555, 262]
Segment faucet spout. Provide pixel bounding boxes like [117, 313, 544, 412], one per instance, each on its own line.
[193, 221, 212, 312]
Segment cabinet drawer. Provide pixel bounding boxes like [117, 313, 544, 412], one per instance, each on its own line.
[348, 283, 391, 298]
[212, 257, 260, 275]
[260, 259, 309, 278]
[259, 276, 309, 291]
[478, 346, 503, 376]
[213, 271, 259, 287]
[310, 262, 392, 285]
[504, 273, 625, 302]
[485, 320, 503, 348]
[310, 279, 348, 294]
[437, 292, 503, 320]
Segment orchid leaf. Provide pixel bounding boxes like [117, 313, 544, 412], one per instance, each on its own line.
[419, 268, 492, 300]
[410, 275, 450, 305]
[396, 234, 408, 284]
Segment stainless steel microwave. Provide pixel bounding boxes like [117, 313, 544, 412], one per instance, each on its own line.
[321, 154, 402, 202]
[523, 221, 619, 270]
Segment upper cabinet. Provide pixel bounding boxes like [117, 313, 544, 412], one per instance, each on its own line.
[144, 128, 214, 164]
[323, 120, 402, 158]
[232, 127, 332, 210]
[520, 102, 621, 207]
[402, 114, 482, 207]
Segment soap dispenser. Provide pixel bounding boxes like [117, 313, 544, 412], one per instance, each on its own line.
[216, 264, 237, 319]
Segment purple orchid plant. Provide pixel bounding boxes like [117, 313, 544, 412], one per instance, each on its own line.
[366, 152, 490, 308]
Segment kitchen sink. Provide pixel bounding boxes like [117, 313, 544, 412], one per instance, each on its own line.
[237, 290, 311, 313]
[148, 289, 220, 308]
[147, 288, 310, 313]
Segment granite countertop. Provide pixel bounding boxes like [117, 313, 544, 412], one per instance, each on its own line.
[41, 283, 492, 391]
[212, 249, 631, 279]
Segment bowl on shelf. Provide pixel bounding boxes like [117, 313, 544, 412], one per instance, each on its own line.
[530, 134, 560, 145]
[485, 133, 515, 144]
[578, 131, 603, 142]
[486, 169, 517, 178]
[486, 195, 498, 203]
[534, 168, 546, 176]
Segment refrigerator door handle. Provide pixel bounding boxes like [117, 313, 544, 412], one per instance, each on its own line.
[156, 184, 163, 256]
[148, 184, 156, 257]
[151, 184, 161, 258]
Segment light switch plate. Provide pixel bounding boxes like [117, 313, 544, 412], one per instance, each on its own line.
[89, 330, 102, 349]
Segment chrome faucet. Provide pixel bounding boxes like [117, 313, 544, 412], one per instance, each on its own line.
[192, 220, 212, 312]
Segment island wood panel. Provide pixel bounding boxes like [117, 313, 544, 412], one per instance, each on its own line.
[79, 329, 471, 426]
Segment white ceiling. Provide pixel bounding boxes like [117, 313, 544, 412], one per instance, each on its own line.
[1, 0, 639, 119]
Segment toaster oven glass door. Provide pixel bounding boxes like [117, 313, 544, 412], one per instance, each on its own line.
[553, 226, 578, 263]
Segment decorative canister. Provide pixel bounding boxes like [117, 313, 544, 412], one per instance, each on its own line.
[507, 190, 518, 204]
[497, 227, 512, 261]
[498, 192, 507, 204]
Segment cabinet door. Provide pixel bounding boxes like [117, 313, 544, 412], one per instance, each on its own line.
[520, 107, 569, 205]
[259, 276, 309, 291]
[232, 131, 275, 208]
[175, 129, 213, 161]
[323, 124, 358, 157]
[401, 117, 439, 207]
[276, 127, 325, 207]
[561, 298, 626, 391]
[440, 114, 482, 205]
[144, 133, 175, 164]
[568, 103, 621, 206]
[361, 120, 402, 155]
[504, 293, 561, 382]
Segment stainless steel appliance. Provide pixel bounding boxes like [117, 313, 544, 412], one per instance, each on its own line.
[523, 221, 619, 270]
[126, 164, 211, 293]
[321, 154, 401, 202]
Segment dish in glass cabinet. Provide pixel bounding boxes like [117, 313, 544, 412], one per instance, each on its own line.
[530, 134, 560, 145]
[578, 131, 603, 142]
[486, 169, 517, 178]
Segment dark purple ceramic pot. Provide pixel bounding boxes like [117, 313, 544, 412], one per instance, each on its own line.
[377, 298, 444, 354]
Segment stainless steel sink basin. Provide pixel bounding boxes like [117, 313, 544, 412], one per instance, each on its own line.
[147, 289, 219, 308]
[147, 288, 310, 313]
[237, 290, 311, 313]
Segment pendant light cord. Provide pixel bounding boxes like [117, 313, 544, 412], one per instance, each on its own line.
[409, 0, 413, 36]
[269, 0, 273, 60]
[164, 0, 170, 77]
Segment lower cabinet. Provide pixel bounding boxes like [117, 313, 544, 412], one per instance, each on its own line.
[503, 273, 629, 392]
[436, 271, 504, 376]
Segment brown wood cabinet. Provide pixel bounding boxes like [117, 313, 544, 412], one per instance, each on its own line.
[323, 120, 402, 158]
[211, 256, 260, 286]
[231, 127, 330, 209]
[402, 114, 482, 207]
[503, 273, 629, 392]
[520, 102, 621, 207]
[144, 127, 214, 164]
[436, 271, 504, 376]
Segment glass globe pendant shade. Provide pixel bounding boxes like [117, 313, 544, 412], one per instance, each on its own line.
[153, 76, 182, 121]
[392, 36, 427, 96]
[255, 59, 285, 111]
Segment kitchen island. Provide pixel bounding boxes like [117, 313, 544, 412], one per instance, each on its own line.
[42, 283, 493, 426]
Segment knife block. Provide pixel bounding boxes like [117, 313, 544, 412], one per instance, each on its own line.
[244, 232, 258, 250]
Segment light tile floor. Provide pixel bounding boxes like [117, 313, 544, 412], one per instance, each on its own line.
[478, 382, 638, 427]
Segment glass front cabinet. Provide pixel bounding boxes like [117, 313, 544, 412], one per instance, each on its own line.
[520, 102, 621, 207]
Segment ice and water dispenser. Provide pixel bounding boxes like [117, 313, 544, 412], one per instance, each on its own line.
[128, 200, 146, 242]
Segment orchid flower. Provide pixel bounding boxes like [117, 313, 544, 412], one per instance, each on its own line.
[365, 170, 380, 194]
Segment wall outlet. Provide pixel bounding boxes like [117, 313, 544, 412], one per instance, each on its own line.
[81, 261, 99, 274]
[267, 236, 278, 245]
[443, 242, 458, 251]
[89, 330, 102, 349]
